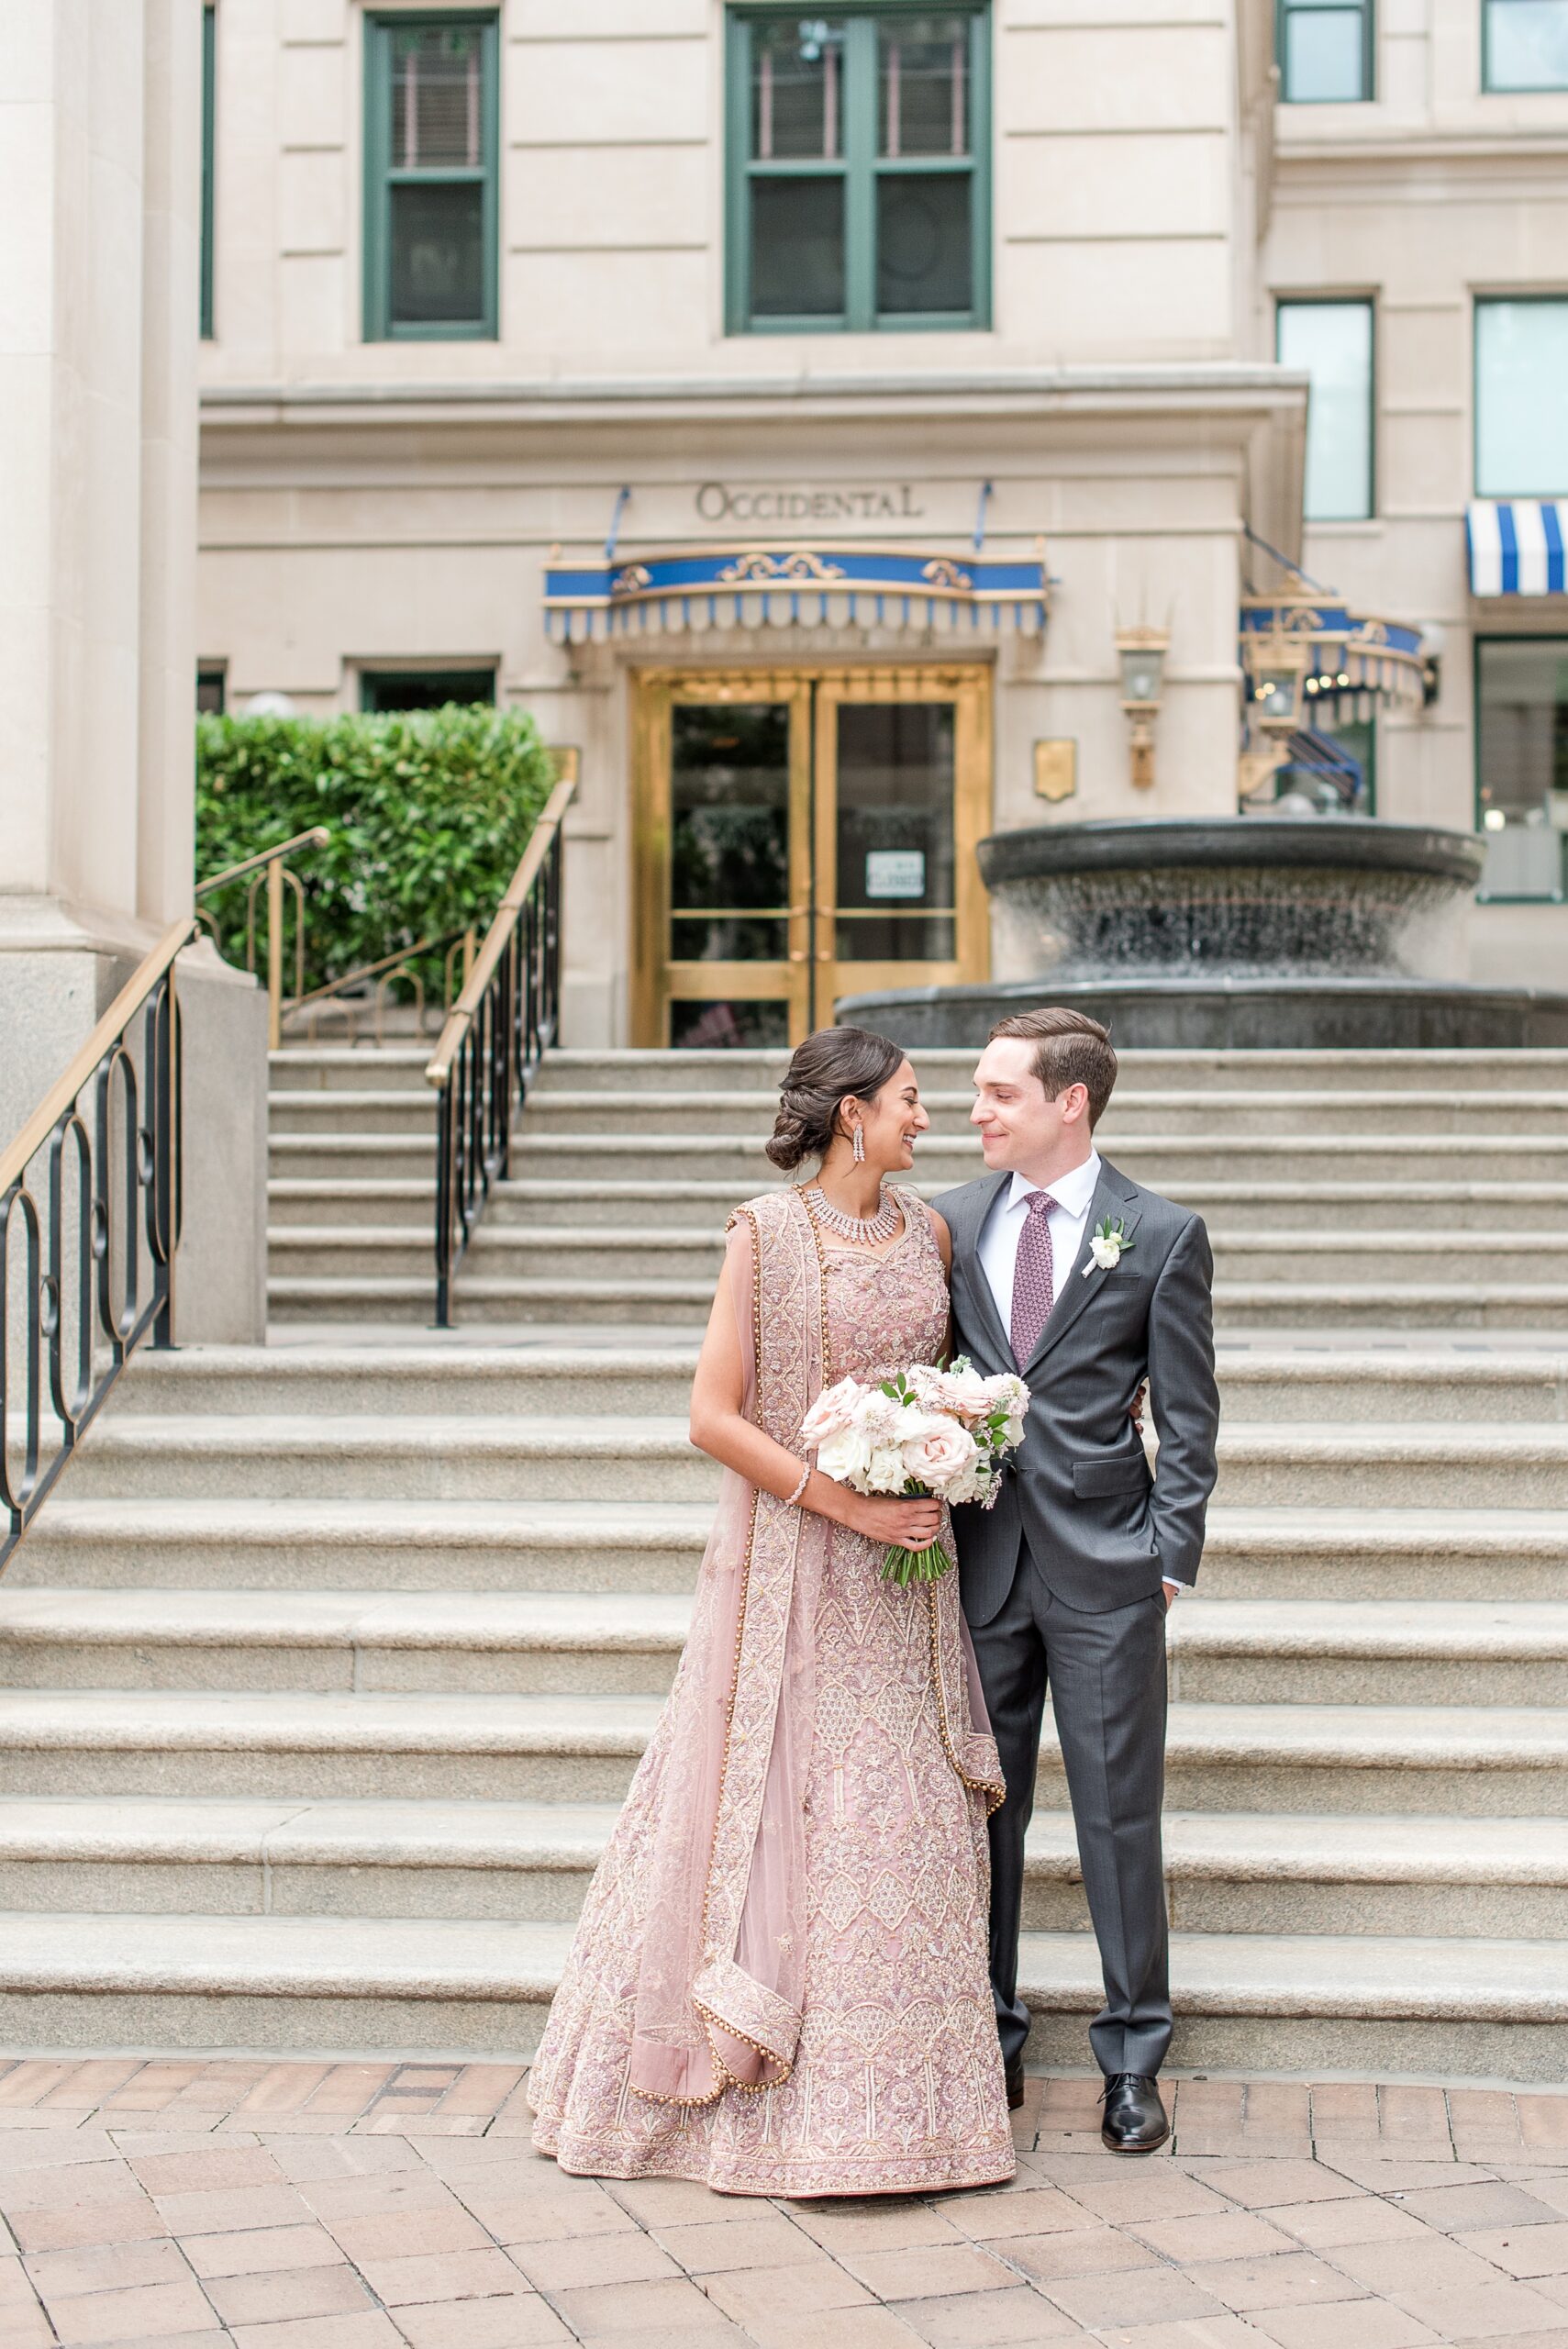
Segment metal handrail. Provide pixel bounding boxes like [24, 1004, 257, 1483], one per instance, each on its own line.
[196, 828, 468, 1047]
[1, 916, 193, 1568]
[426, 775, 575, 1325]
[194, 827, 331, 898]
[195, 825, 332, 1051]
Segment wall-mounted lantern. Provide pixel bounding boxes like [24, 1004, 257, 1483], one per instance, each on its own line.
[1241, 629, 1308, 734]
[1115, 627, 1169, 789]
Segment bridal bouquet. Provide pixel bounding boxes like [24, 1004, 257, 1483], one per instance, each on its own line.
[799, 1359, 1030, 1586]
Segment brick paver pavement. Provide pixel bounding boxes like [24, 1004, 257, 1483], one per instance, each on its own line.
[0, 2060, 1563, 2346]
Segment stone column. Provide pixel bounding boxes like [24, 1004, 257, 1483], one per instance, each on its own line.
[0, 0, 266, 1341]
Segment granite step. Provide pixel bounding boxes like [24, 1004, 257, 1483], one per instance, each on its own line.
[439, 1221, 1568, 1297]
[268, 1091, 438, 1136]
[115, 1340, 1568, 1428]
[0, 1690, 1559, 1812]
[269, 1272, 1568, 1330]
[521, 1085, 1568, 1140]
[530, 1047, 1568, 1098]
[0, 1798, 1555, 1938]
[505, 1130, 1568, 1187]
[268, 1048, 430, 1094]
[269, 1136, 436, 1184]
[2, 1589, 1562, 1708]
[0, 1911, 1555, 2076]
[482, 1174, 1568, 1234]
[18, 1496, 1562, 1602]
[267, 1181, 436, 1228]
[8, 1497, 717, 1594]
[53, 1413, 1568, 1511]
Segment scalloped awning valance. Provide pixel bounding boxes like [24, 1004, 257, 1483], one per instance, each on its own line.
[1239, 596, 1427, 714]
[543, 545, 1051, 644]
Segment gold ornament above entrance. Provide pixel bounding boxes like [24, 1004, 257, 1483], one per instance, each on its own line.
[632, 664, 993, 1051]
[545, 545, 1049, 646]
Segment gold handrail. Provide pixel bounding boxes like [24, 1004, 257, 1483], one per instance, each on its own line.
[0, 918, 195, 1196]
[426, 774, 577, 1087]
[194, 827, 331, 897]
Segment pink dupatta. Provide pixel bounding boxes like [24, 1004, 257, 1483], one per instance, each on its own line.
[626, 1186, 1002, 2108]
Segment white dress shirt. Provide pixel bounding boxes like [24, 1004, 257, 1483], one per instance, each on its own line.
[974, 1152, 1185, 1599]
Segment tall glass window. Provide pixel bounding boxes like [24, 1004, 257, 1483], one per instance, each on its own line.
[1277, 0, 1373, 100]
[201, 5, 216, 339]
[363, 13, 499, 340]
[1476, 640, 1568, 901]
[1277, 300, 1375, 521]
[1484, 0, 1568, 89]
[1476, 301, 1568, 496]
[728, 8, 990, 333]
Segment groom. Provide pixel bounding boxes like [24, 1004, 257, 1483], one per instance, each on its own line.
[936, 1008, 1218, 2153]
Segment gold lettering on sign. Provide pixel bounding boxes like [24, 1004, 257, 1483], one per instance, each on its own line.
[695, 482, 927, 524]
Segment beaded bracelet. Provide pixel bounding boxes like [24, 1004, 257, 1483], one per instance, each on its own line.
[784, 1460, 812, 1508]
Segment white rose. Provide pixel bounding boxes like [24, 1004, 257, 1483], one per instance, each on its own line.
[864, 1443, 910, 1494]
[1089, 1234, 1121, 1270]
[816, 1422, 873, 1486]
[902, 1419, 980, 1491]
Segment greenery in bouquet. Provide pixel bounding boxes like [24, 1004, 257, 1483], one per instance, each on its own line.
[799, 1357, 1030, 1586]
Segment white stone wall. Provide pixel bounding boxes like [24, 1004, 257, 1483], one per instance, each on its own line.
[194, 0, 1568, 1027]
[1260, 0, 1568, 985]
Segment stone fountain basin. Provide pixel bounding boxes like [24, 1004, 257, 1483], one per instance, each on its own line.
[838, 816, 1568, 1048]
[977, 818, 1485, 981]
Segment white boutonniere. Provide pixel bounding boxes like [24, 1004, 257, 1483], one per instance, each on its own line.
[1084, 1216, 1136, 1277]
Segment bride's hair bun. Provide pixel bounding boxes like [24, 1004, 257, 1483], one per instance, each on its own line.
[765, 1026, 906, 1172]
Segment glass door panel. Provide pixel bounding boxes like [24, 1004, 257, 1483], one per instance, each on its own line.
[814, 667, 990, 1015]
[634, 674, 812, 1047]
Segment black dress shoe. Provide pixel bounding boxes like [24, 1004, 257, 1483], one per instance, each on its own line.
[1099, 2073, 1169, 2154]
[1005, 2063, 1025, 2111]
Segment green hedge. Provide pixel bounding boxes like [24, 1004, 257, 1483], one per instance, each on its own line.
[195, 707, 557, 1001]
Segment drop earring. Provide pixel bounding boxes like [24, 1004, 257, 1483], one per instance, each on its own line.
[852, 1124, 866, 1164]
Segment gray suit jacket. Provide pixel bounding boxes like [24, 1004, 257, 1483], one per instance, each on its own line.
[933, 1158, 1219, 1623]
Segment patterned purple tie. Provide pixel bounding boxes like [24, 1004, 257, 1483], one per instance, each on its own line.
[1010, 1191, 1056, 1369]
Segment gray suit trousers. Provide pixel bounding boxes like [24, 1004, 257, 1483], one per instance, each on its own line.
[970, 1542, 1172, 2079]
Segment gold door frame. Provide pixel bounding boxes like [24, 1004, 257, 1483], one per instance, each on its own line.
[631, 663, 992, 1047]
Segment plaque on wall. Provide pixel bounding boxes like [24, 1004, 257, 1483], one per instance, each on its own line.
[1034, 740, 1077, 802]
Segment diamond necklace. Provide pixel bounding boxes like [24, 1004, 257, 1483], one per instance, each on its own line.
[803, 1184, 903, 1246]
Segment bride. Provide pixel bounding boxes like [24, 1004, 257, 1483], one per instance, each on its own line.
[528, 1025, 1015, 2199]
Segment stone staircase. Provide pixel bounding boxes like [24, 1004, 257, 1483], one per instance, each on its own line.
[269, 1046, 1568, 1326]
[0, 1044, 1564, 2075]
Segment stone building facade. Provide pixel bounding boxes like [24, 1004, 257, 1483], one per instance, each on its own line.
[195, 0, 1568, 1043]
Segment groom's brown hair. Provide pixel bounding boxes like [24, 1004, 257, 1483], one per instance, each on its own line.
[988, 1007, 1118, 1129]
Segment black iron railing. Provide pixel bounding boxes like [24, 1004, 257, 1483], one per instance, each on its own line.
[0, 918, 192, 1569]
[426, 774, 576, 1327]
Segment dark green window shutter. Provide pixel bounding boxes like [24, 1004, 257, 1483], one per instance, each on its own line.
[727, 6, 991, 336]
[363, 12, 499, 341]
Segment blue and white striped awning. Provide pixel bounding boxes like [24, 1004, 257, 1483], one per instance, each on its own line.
[1467, 501, 1568, 596]
[543, 545, 1050, 644]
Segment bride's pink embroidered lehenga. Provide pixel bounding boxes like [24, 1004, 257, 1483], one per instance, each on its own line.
[528, 1186, 1015, 2199]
